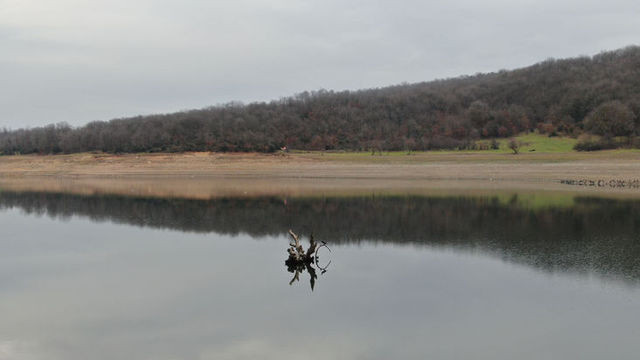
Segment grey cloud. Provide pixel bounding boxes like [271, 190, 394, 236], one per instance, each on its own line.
[1, 0, 639, 127]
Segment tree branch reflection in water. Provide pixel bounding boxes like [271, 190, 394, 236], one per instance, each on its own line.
[285, 230, 331, 291]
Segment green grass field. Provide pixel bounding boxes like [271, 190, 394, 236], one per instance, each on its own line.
[476, 133, 577, 153]
[295, 133, 640, 163]
[293, 133, 579, 157]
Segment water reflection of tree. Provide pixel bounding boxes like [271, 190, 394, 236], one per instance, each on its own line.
[1, 191, 640, 283]
[285, 230, 330, 291]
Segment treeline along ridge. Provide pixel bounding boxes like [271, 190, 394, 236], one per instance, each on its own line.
[2, 46, 640, 154]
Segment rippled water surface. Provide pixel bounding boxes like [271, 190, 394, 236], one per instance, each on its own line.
[0, 191, 639, 359]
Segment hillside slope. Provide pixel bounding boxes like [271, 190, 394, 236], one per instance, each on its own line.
[2, 46, 640, 154]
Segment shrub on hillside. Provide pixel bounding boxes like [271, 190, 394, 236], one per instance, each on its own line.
[584, 101, 635, 137]
[573, 135, 617, 151]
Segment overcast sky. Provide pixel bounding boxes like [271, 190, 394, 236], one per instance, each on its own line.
[1, 0, 639, 128]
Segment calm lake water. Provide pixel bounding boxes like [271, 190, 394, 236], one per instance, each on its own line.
[0, 191, 639, 359]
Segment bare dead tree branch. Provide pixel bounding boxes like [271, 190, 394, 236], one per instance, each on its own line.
[285, 230, 328, 291]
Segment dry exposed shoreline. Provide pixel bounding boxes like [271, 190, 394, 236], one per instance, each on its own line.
[0, 151, 639, 199]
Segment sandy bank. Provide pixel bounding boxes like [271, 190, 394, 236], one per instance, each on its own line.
[0, 151, 638, 199]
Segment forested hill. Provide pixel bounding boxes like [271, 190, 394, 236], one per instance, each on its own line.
[2, 45, 640, 154]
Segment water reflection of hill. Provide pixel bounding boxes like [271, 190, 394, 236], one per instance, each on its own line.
[1, 191, 639, 283]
